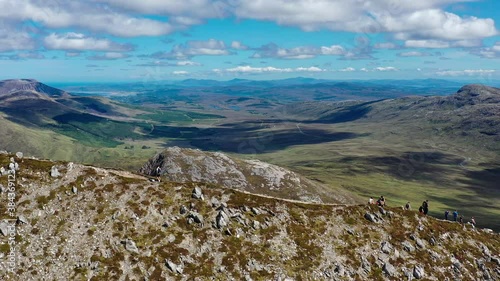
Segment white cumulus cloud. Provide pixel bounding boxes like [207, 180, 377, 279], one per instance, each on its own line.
[231, 41, 249, 50]
[436, 69, 496, 76]
[88, 52, 130, 60]
[374, 42, 399, 49]
[44, 33, 134, 52]
[0, 0, 174, 37]
[0, 26, 35, 52]
[375, 67, 398, 71]
[214, 65, 326, 74]
[252, 43, 345, 59]
[172, 70, 189, 75]
[234, 1, 498, 41]
[151, 39, 231, 59]
[339, 67, 356, 72]
[176, 60, 202, 66]
[398, 51, 433, 57]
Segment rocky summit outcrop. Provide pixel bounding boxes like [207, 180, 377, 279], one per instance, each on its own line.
[0, 152, 499, 280]
[139, 146, 354, 204]
[455, 84, 500, 105]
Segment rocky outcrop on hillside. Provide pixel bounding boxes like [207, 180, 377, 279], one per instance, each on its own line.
[455, 84, 500, 105]
[139, 147, 355, 204]
[0, 153, 499, 280]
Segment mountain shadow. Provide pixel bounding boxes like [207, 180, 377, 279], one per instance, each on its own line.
[192, 130, 361, 154]
[339, 151, 465, 185]
[457, 164, 500, 198]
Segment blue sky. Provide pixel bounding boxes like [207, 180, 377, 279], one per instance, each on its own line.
[0, 0, 499, 82]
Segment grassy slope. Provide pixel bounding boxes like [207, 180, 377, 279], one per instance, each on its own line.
[0, 114, 158, 169]
[255, 119, 500, 231]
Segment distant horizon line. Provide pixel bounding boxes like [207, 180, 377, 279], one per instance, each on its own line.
[2, 77, 500, 86]
[35, 78, 500, 85]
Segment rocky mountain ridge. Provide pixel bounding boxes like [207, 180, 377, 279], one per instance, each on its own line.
[283, 84, 500, 150]
[0, 151, 499, 280]
[139, 147, 357, 204]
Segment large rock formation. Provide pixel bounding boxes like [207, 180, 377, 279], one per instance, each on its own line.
[139, 146, 354, 203]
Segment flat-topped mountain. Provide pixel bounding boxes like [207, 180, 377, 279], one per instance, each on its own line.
[0, 153, 499, 280]
[139, 146, 357, 204]
[0, 79, 69, 98]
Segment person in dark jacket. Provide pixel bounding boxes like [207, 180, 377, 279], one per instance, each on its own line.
[444, 210, 449, 220]
[405, 202, 411, 210]
[422, 200, 429, 215]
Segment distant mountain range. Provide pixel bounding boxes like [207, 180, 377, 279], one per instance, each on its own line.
[58, 78, 469, 105]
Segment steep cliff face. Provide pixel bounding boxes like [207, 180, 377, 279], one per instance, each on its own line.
[139, 146, 357, 204]
[0, 152, 499, 280]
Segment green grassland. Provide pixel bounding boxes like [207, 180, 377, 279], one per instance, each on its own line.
[253, 119, 500, 231]
[137, 110, 225, 124]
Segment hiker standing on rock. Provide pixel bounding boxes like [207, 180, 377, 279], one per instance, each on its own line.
[453, 210, 459, 221]
[470, 217, 476, 228]
[422, 200, 429, 215]
[405, 201, 411, 210]
[156, 166, 162, 182]
[368, 197, 374, 205]
[444, 210, 449, 220]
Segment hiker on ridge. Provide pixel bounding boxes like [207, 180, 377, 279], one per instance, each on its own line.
[453, 210, 459, 221]
[156, 166, 162, 182]
[444, 210, 449, 220]
[422, 200, 429, 215]
[377, 196, 386, 207]
[405, 201, 411, 210]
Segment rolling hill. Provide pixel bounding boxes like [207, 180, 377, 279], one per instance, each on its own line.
[0, 79, 224, 168]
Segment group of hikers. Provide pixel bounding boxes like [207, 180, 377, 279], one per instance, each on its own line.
[368, 196, 477, 227]
[368, 196, 386, 206]
[444, 210, 476, 226]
